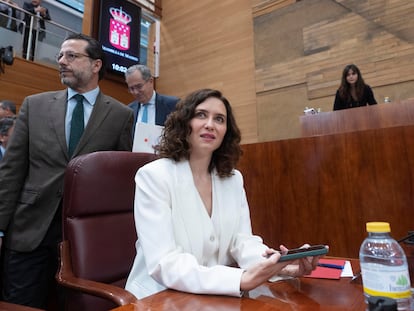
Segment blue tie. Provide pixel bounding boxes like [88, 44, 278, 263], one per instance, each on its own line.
[141, 104, 148, 123]
[68, 94, 84, 157]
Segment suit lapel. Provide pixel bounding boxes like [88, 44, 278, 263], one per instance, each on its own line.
[130, 102, 139, 138]
[130, 101, 139, 121]
[173, 161, 205, 260]
[154, 93, 165, 125]
[72, 92, 111, 157]
[49, 90, 69, 160]
[213, 173, 239, 263]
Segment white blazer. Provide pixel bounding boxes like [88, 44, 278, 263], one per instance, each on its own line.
[125, 158, 269, 299]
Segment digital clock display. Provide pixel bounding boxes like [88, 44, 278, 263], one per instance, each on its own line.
[111, 63, 128, 73]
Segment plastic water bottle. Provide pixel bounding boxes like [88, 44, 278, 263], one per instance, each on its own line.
[360, 222, 412, 310]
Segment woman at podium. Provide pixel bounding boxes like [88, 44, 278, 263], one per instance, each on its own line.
[333, 64, 377, 110]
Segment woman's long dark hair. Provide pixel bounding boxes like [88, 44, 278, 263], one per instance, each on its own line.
[338, 64, 366, 102]
[156, 89, 242, 178]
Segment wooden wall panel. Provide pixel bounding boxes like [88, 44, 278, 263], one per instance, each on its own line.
[5, 0, 414, 144]
[238, 125, 414, 258]
[0, 59, 62, 112]
[254, 0, 414, 141]
[0, 58, 132, 112]
[252, 0, 297, 17]
[300, 98, 414, 137]
[157, 1, 258, 143]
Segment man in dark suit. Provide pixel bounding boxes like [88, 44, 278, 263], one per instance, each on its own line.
[124, 64, 179, 139]
[0, 33, 133, 308]
[21, 0, 51, 60]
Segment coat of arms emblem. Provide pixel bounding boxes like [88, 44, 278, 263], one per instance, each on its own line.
[109, 7, 132, 50]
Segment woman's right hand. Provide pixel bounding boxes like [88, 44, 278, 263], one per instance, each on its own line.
[240, 250, 290, 291]
[240, 245, 321, 291]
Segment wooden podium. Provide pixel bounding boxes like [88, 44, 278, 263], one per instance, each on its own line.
[300, 98, 414, 137]
[237, 99, 414, 258]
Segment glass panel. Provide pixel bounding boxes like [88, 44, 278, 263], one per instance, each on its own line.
[0, 0, 160, 74]
[55, 0, 84, 13]
[140, 17, 151, 66]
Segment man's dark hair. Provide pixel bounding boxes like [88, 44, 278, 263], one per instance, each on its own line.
[0, 100, 16, 114]
[0, 116, 16, 137]
[64, 33, 106, 80]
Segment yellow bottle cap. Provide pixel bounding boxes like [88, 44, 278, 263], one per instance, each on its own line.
[366, 222, 391, 233]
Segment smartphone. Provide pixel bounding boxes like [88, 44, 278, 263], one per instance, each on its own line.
[277, 244, 328, 262]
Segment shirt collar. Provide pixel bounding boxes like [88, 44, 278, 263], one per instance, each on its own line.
[68, 87, 100, 106]
[141, 91, 156, 107]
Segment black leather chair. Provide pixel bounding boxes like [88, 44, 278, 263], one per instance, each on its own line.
[56, 151, 157, 311]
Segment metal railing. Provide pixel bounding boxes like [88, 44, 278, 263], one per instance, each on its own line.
[0, 0, 77, 67]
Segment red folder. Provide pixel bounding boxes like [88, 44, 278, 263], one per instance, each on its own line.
[304, 259, 346, 280]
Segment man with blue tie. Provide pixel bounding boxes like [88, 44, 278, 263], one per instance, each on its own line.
[124, 64, 179, 138]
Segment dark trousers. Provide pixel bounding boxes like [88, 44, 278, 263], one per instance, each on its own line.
[22, 28, 38, 61]
[1, 208, 63, 310]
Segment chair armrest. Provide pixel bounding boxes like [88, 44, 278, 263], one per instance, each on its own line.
[56, 241, 145, 308]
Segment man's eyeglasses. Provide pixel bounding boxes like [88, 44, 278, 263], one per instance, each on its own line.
[128, 80, 150, 93]
[56, 51, 92, 63]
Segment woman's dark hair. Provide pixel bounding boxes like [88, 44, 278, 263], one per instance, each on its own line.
[157, 89, 242, 177]
[338, 64, 366, 102]
[64, 33, 106, 80]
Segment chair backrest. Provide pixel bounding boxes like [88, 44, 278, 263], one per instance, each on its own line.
[62, 151, 157, 311]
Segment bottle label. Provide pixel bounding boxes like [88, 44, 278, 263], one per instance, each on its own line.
[361, 262, 411, 299]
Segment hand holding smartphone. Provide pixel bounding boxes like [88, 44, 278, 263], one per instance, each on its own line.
[276, 244, 328, 262]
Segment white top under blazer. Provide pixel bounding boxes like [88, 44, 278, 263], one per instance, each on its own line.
[125, 158, 269, 299]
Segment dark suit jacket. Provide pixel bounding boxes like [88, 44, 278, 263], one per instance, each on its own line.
[22, 1, 51, 40]
[0, 90, 133, 252]
[0, 4, 19, 32]
[128, 93, 179, 138]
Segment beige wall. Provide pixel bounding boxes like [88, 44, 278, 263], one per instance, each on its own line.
[4, 0, 413, 144]
[156, 1, 259, 143]
[157, 0, 414, 143]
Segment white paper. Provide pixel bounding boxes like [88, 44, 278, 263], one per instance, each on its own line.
[341, 260, 354, 277]
[132, 122, 163, 153]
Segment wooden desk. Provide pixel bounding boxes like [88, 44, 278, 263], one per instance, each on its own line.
[0, 301, 44, 311]
[238, 125, 414, 258]
[300, 98, 414, 137]
[111, 260, 364, 311]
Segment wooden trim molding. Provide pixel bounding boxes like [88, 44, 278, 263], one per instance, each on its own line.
[252, 0, 297, 18]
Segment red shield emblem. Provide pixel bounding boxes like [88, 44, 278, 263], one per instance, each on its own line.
[109, 18, 130, 50]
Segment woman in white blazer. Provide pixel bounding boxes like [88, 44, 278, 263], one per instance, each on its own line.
[125, 89, 319, 299]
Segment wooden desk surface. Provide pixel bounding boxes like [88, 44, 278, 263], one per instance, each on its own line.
[299, 98, 414, 137]
[111, 259, 364, 311]
[0, 301, 44, 311]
